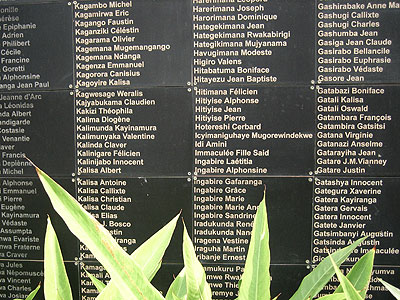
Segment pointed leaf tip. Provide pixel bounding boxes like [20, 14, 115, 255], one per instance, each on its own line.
[97, 213, 179, 299]
[25, 282, 41, 300]
[272, 293, 282, 300]
[329, 253, 363, 300]
[289, 236, 367, 300]
[182, 222, 212, 300]
[39, 166, 164, 300]
[238, 190, 270, 300]
[24, 156, 37, 168]
[44, 218, 73, 300]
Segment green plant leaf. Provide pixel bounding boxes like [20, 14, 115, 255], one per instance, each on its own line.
[379, 278, 400, 299]
[44, 218, 73, 300]
[84, 268, 106, 293]
[329, 253, 363, 300]
[271, 294, 281, 300]
[289, 236, 367, 300]
[13, 283, 41, 300]
[237, 192, 270, 300]
[315, 294, 345, 300]
[97, 214, 180, 300]
[26, 283, 41, 300]
[132, 213, 180, 280]
[182, 223, 212, 300]
[166, 268, 187, 300]
[334, 247, 375, 298]
[36, 167, 164, 300]
[237, 279, 242, 290]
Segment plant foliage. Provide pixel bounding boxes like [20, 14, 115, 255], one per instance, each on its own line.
[379, 279, 400, 299]
[20, 165, 379, 300]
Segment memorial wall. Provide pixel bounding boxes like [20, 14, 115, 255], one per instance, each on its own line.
[0, 0, 399, 299]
